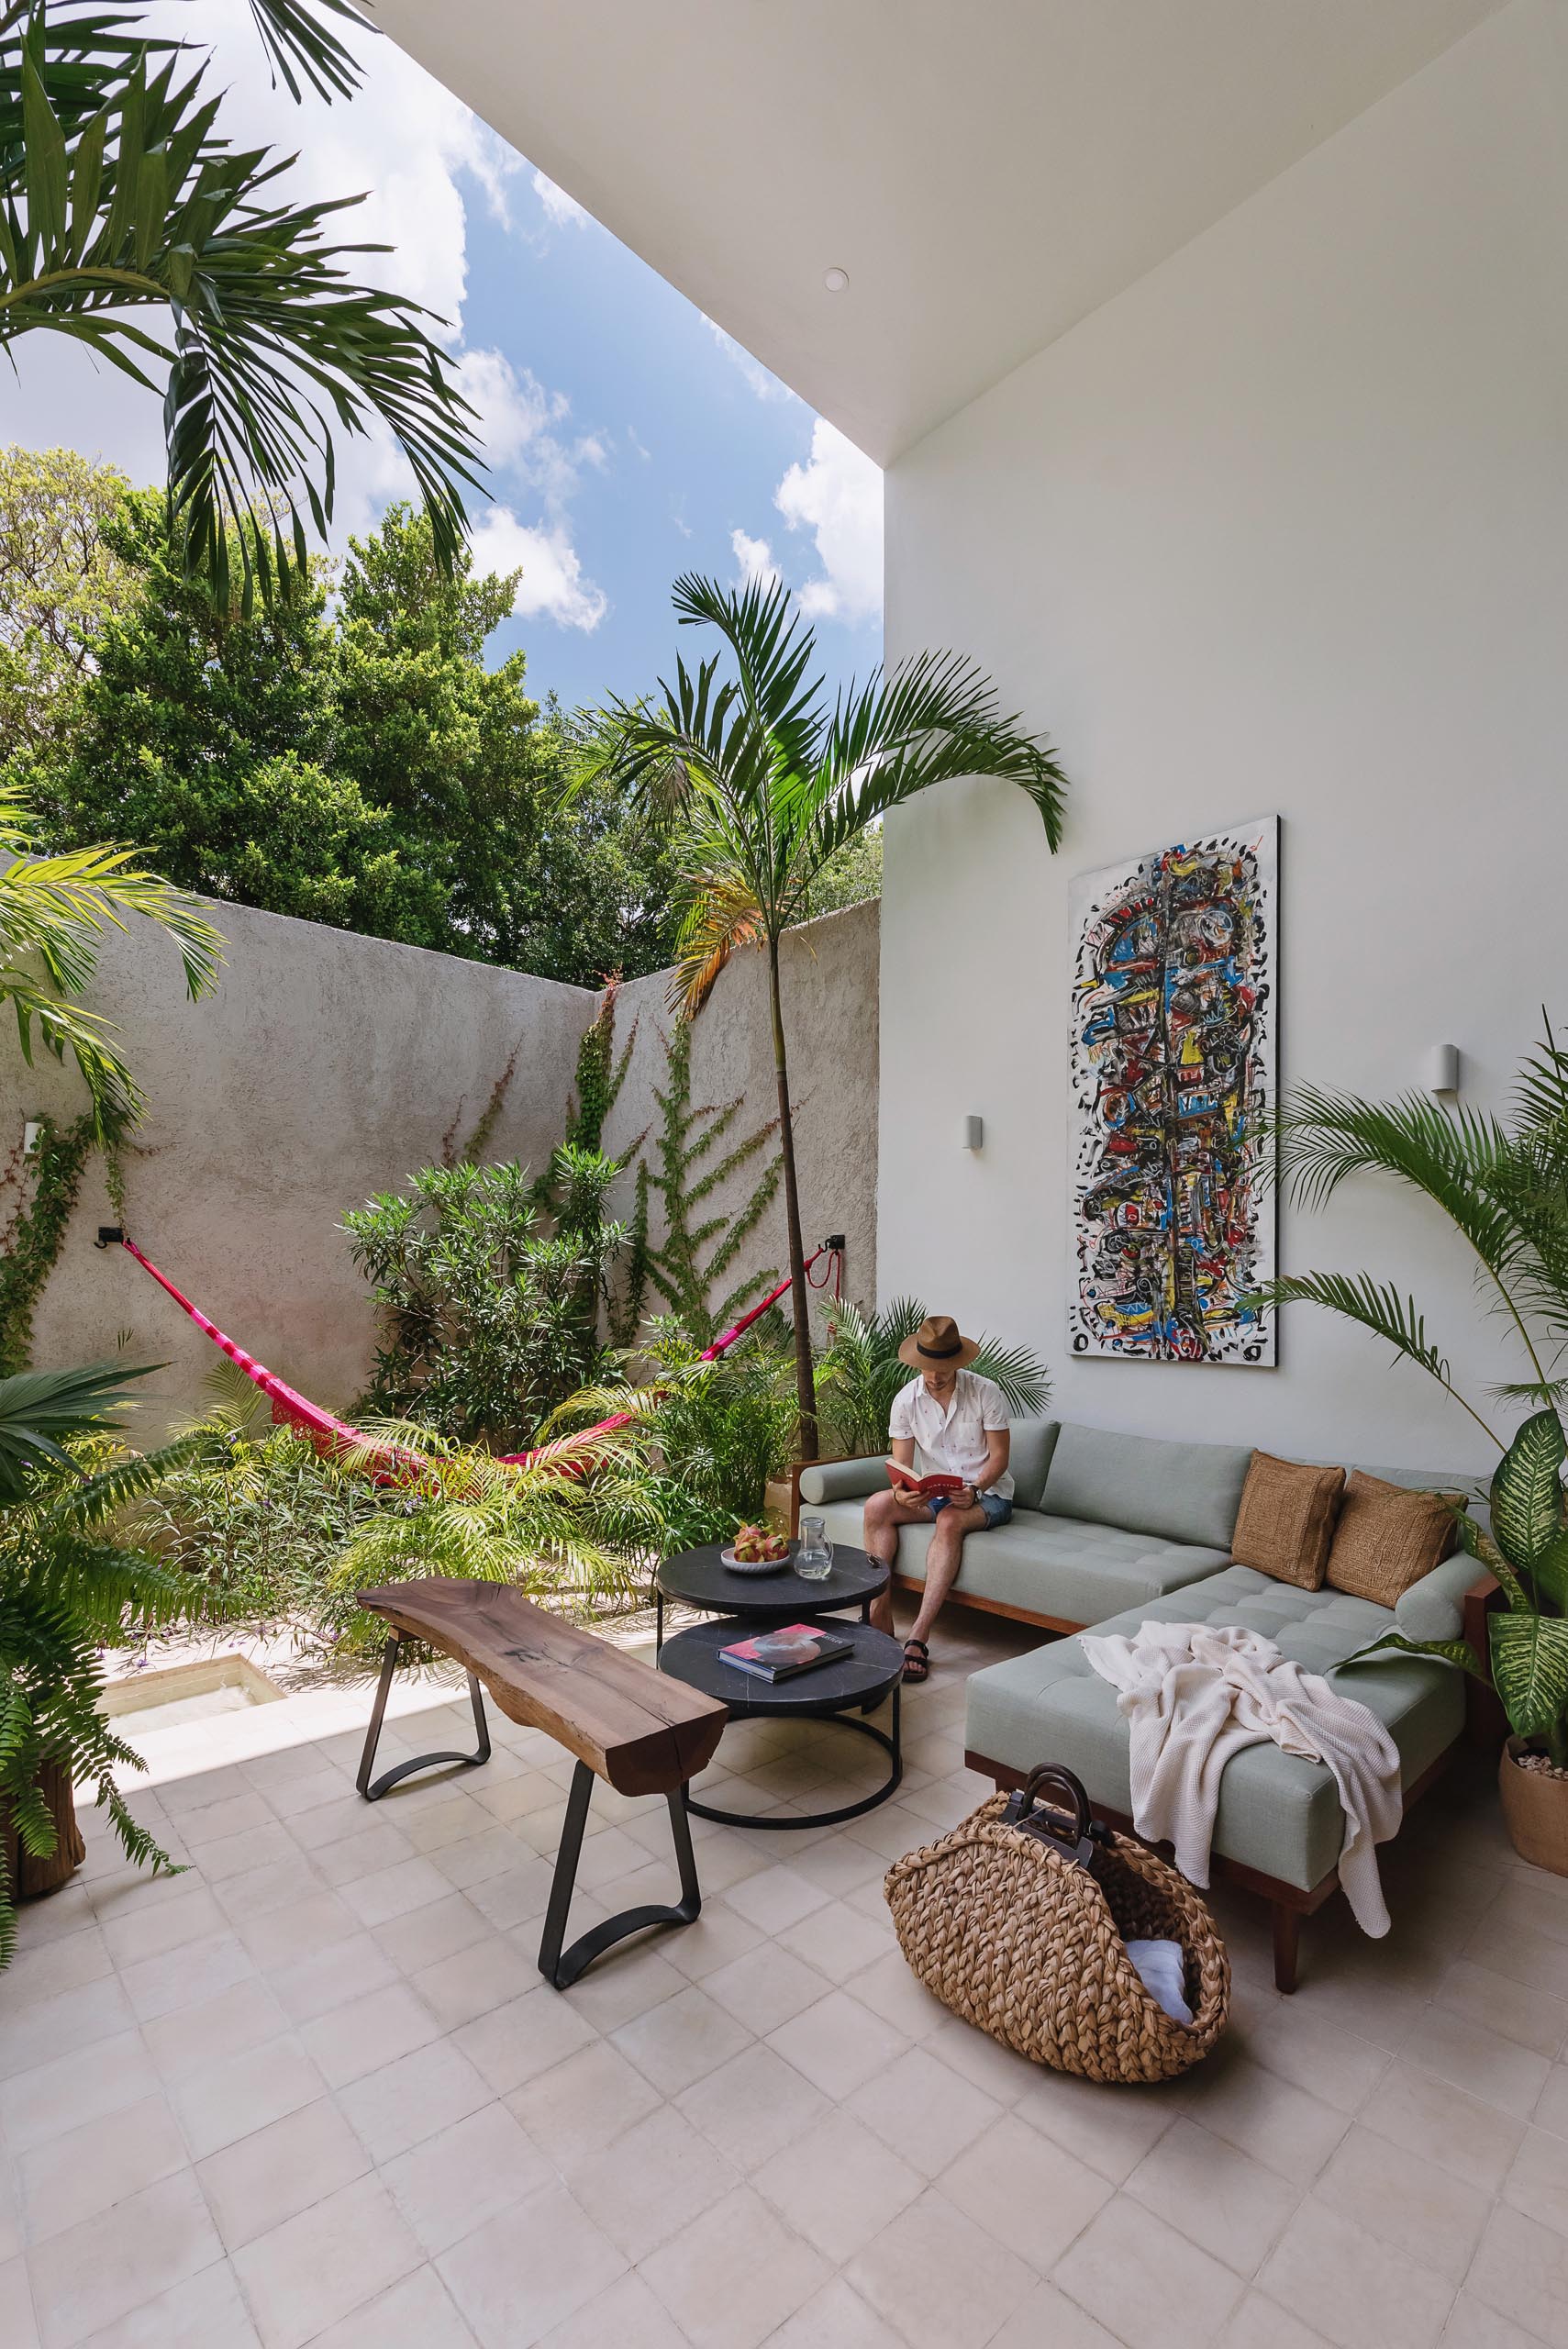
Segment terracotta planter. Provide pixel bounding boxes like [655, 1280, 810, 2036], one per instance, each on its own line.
[762, 1457, 849, 1538]
[1, 1759, 85, 1901]
[1499, 1735, 1568, 1876]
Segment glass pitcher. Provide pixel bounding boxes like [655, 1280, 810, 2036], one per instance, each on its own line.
[796, 1514, 834, 1581]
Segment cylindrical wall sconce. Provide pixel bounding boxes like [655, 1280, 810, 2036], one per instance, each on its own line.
[1424, 1045, 1461, 1097]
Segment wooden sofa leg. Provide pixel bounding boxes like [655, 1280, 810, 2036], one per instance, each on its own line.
[1272, 1903, 1301, 1995]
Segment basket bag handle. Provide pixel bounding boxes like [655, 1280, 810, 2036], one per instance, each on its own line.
[1000, 1764, 1111, 1875]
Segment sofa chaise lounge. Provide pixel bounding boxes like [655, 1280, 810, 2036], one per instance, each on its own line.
[798, 1421, 1487, 1989]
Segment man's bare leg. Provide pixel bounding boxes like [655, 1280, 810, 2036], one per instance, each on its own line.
[906, 1502, 988, 1653]
[862, 1488, 911, 1634]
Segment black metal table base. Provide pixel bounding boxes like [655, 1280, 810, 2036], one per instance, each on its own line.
[354, 1637, 703, 1988]
[538, 1759, 702, 1989]
[685, 1682, 901, 1831]
[356, 1634, 491, 1801]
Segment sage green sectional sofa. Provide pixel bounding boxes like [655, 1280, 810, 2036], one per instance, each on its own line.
[797, 1420, 1485, 1989]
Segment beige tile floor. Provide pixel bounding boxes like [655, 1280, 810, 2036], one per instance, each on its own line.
[6, 1610, 1568, 2349]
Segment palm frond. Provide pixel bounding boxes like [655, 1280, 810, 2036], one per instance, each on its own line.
[671, 571, 822, 785]
[1246, 1272, 1503, 1449]
[244, 0, 368, 103]
[0, 1359, 161, 1499]
[0, 6, 484, 604]
[804, 647, 1069, 865]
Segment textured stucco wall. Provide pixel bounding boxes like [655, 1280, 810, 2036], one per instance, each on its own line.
[3, 890, 879, 1431]
[6, 896, 596, 1438]
[605, 896, 880, 1330]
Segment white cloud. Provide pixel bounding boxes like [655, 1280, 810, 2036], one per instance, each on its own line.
[453, 350, 567, 469]
[773, 420, 884, 624]
[730, 527, 780, 591]
[701, 316, 797, 405]
[532, 169, 590, 230]
[468, 508, 607, 632]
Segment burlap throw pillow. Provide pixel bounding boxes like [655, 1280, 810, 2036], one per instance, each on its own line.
[1230, 1451, 1346, 1590]
[1324, 1470, 1463, 1606]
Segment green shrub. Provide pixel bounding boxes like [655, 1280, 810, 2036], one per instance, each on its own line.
[344, 1154, 625, 1451]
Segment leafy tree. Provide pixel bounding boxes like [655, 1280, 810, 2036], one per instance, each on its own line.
[27, 491, 438, 937]
[30, 498, 687, 980]
[0, 445, 138, 764]
[0, 0, 482, 605]
[578, 573, 1068, 1455]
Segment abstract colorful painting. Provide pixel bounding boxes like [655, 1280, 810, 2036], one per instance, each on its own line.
[1069, 817, 1277, 1365]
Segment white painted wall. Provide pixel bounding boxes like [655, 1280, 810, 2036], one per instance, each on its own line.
[878, 0, 1568, 1477]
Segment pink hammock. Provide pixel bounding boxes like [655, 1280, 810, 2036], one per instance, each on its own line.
[107, 1230, 842, 1481]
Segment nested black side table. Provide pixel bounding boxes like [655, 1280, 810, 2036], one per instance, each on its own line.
[653, 1541, 889, 1656]
[658, 1615, 905, 1830]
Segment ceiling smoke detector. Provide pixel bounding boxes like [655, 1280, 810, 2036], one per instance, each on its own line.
[823, 266, 850, 293]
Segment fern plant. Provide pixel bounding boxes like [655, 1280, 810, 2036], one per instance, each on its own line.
[327, 1408, 663, 1653]
[0, 1359, 212, 1965]
[816, 1295, 1053, 1462]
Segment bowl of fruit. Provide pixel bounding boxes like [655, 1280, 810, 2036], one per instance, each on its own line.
[722, 1522, 794, 1574]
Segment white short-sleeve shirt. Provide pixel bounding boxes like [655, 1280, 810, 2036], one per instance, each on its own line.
[888, 1369, 1013, 1498]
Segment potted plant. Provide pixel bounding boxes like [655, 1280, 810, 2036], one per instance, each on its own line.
[0, 1361, 210, 1963]
[1251, 1024, 1568, 1870]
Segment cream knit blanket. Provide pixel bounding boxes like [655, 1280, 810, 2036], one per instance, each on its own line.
[1078, 1620, 1403, 1934]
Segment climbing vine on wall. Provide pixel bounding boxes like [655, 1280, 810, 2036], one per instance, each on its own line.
[628, 1019, 782, 1348]
[0, 1114, 105, 1377]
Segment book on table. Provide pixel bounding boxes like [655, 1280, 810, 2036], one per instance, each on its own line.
[886, 1461, 966, 1498]
[719, 1624, 852, 1681]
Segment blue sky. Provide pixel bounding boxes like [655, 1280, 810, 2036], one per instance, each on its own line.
[457, 170, 884, 712]
[5, 4, 884, 718]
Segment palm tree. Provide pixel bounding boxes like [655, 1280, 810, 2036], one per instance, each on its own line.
[1, 774, 223, 1127]
[1247, 1026, 1568, 1763]
[0, 0, 483, 607]
[1250, 1035, 1568, 1452]
[576, 573, 1068, 1456]
[816, 1296, 1052, 1464]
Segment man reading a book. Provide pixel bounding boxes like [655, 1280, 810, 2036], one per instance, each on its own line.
[862, 1315, 1012, 1682]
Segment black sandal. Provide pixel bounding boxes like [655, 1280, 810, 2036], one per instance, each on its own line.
[902, 1640, 930, 1684]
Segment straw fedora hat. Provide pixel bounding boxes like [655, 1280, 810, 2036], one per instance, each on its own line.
[897, 1314, 982, 1373]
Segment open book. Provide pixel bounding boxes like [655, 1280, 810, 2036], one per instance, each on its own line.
[886, 1461, 967, 1499]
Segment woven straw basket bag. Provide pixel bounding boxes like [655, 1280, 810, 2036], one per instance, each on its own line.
[884, 1765, 1229, 2083]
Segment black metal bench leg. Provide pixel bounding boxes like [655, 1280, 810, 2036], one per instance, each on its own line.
[538, 1760, 703, 1990]
[356, 1633, 492, 1802]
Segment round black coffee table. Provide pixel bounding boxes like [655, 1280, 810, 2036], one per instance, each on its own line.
[658, 1617, 905, 1829]
[653, 1541, 888, 1657]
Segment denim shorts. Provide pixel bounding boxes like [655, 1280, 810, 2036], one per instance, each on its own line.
[928, 1491, 1013, 1530]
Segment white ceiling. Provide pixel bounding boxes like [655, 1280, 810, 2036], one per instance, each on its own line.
[373, 0, 1505, 462]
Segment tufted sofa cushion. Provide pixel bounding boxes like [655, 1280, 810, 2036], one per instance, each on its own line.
[811, 1498, 1226, 1623]
[1040, 1423, 1252, 1551]
[963, 1566, 1466, 1893]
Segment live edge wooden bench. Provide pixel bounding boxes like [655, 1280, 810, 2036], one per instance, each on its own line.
[356, 1579, 728, 1989]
